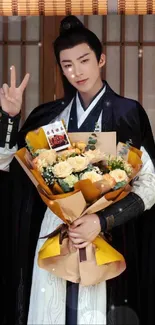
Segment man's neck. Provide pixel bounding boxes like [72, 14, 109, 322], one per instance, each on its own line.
[79, 79, 104, 109]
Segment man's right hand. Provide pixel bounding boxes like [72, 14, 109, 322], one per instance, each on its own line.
[0, 65, 30, 117]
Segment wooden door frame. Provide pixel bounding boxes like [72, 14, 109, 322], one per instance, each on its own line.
[41, 16, 64, 104]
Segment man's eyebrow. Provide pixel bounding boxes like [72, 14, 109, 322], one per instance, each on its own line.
[61, 52, 90, 63]
[77, 52, 90, 60]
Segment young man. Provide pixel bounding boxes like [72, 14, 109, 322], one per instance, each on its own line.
[0, 16, 155, 325]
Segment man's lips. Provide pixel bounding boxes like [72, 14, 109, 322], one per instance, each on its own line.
[76, 78, 88, 84]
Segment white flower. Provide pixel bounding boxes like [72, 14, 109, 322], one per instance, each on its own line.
[123, 162, 133, 176]
[41, 149, 57, 164]
[33, 149, 57, 172]
[109, 169, 129, 183]
[64, 174, 79, 188]
[33, 158, 48, 173]
[80, 171, 103, 183]
[67, 156, 89, 172]
[52, 161, 73, 178]
[35, 149, 47, 155]
[84, 149, 105, 164]
[57, 148, 81, 161]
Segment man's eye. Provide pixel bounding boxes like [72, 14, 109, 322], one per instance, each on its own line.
[81, 59, 89, 63]
[64, 65, 72, 69]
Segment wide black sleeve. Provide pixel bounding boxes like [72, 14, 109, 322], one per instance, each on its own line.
[98, 102, 155, 233]
[137, 102, 155, 166]
[0, 107, 20, 149]
[0, 104, 46, 323]
[97, 192, 145, 233]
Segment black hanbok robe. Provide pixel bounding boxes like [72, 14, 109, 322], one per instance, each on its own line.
[1, 81, 155, 325]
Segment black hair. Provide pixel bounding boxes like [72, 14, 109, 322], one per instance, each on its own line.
[53, 16, 103, 100]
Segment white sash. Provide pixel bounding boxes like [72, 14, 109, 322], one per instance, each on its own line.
[28, 208, 107, 324]
[28, 87, 108, 324]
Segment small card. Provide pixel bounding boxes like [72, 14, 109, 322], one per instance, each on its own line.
[42, 120, 71, 151]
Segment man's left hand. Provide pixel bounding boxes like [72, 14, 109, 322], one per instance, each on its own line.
[68, 214, 101, 248]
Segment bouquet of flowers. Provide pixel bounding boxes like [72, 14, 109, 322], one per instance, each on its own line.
[15, 121, 142, 286]
[31, 138, 133, 193]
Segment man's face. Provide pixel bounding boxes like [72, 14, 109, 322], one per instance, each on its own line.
[60, 43, 105, 93]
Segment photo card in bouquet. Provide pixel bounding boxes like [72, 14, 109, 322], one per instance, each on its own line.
[42, 120, 71, 152]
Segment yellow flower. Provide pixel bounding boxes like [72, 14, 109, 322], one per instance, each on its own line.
[52, 161, 73, 178]
[102, 173, 116, 188]
[75, 141, 87, 152]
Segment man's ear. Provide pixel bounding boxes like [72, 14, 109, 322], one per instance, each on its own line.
[99, 53, 106, 68]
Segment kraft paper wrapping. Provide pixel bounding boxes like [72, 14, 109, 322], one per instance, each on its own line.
[15, 131, 142, 285]
[38, 234, 126, 286]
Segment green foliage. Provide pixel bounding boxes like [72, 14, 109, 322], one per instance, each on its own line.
[85, 133, 98, 151]
[113, 180, 127, 190]
[41, 167, 55, 186]
[58, 179, 72, 192]
[107, 158, 125, 171]
[25, 140, 37, 158]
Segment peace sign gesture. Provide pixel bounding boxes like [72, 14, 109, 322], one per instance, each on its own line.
[0, 65, 30, 117]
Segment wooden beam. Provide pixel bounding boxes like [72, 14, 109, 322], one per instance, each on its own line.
[42, 16, 55, 102]
[3, 17, 8, 84]
[0, 41, 155, 47]
[120, 14, 125, 96]
[21, 17, 26, 123]
[102, 15, 107, 80]
[84, 16, 89, 28]
[54, 16, 65, 99]
[39, 15, 44, 104]
[138, 15, 143, 105]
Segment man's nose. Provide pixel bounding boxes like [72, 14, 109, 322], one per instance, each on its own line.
[74, 65, 83, 77]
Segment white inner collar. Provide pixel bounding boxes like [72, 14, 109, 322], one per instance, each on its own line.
[76, 85, 106, 128]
